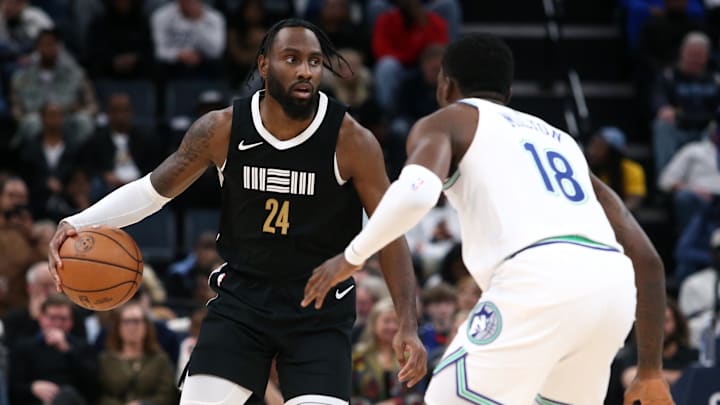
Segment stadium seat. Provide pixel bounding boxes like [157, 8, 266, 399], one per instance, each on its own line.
[164, 80, 231, 121]
[182, 208, 221, 254]
[124, 208, 177, 263]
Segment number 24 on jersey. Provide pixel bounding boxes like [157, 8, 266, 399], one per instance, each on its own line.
[263, 198, 290, 235]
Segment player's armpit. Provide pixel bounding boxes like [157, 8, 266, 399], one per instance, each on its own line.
[151, 109, 232, 198]
[590, 174, 666, 374]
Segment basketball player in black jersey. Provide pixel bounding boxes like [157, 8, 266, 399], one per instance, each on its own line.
[47, 19, 426, 405]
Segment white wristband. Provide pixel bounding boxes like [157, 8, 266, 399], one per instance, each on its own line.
[64, 173, 171, 229]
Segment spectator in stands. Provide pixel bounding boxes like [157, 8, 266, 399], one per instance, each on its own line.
[166, 231, 221, 300]
[83, 93, 161, 199]
[678, 227, 720, 347]
[226, 0, 267, 86]
[621, 0, 704, 48]
[98, 301, 177, 405]
[30, 219, 54, 259]
[586, 126, 647, 212]
[388, 43, 443, 177]
[658, 122, 720, 230]
[371, 0, 448, 112]
[314, 0, 369, 59]
[0, 0, 53, 76]
[432, 242, 469, 287]
[94, 288, 181, 367]
[2, 261, 87, 348]
[652, 31, 720, 173]
[405, 195, 460, 279]
[0, 199, 42, 316]
[351, 298, 423, 405]
[637, 0, 707, 74]
[366, 0, 461, 41]
[10, 29, 97, 144]
[456, 276, 482, 312]
[673, 196, 720, 281]
[86, 0, 154, 79]
[17, 101, 81, 218]
[323, 48, 383, 139]
[353, 275, 390, 343]
[621, 298, 698, 387]
[419, 283, 456, 353]
[44, 167, 91, 222]
[0, 175, 27, 214]
[151, 0, 225, 78]
[9, 293, 98, 405]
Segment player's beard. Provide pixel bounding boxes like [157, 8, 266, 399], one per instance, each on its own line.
[266, 69, 318, 121]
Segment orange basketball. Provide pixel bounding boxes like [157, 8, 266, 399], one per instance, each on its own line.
[58, 225, 143, 311]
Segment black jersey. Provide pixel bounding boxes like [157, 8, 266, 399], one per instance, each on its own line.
[216, 91, 363, 282]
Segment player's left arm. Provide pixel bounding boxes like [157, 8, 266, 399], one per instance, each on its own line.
[590, 175, 673, 405]
[302, 114, 427, 387]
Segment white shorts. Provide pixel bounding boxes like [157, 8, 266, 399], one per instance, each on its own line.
[426, 243, 637, 405]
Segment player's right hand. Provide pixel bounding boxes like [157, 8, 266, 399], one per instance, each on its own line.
[48, 221, 78, 292]
[623, 374, 674, 405]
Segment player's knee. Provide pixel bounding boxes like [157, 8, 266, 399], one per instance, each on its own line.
[179, 374, 253, 405]
[284, 394, 348, 405]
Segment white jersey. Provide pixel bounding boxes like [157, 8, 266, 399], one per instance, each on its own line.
[444, 98, 621, 290]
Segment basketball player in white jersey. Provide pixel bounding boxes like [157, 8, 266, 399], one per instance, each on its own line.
[302, 34, 674, 404]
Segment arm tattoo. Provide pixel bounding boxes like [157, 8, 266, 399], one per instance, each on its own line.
[151, 112, 219, 197]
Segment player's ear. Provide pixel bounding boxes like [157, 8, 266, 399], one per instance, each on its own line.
[258, 54, 269, 80]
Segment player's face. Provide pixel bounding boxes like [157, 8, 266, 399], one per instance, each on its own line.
[262, 27, 324, 120]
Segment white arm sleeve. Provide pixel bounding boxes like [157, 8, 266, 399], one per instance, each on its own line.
[344, 164, 443, 265]
[63, 174, 171, 229]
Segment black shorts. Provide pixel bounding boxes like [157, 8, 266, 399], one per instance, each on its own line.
[185, 264, 356, 403]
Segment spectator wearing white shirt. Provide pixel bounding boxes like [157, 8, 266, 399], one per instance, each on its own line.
[151, 0, 225, 78]
[658, 124, 720, 230]
[0, 0, 53, 74]
[678, 227, 720, 347]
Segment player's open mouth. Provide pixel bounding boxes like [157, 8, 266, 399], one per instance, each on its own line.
[291, 83, 313, 99]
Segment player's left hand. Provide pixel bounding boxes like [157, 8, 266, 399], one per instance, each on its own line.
[394, 326, 427, 388]
[301, 253, 362, 310]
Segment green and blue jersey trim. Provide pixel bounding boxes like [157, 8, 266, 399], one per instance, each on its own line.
[506, 235, 620, 261]
[535, 394, 571, 405]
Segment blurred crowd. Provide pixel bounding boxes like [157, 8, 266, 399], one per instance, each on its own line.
[0, 0, 719, 404]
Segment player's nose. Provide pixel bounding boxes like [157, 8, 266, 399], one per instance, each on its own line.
[296, 61, 312, 79]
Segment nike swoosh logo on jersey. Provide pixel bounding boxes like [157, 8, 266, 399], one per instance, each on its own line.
[238, 140, 264, 151]
[335, 285, 355, 300]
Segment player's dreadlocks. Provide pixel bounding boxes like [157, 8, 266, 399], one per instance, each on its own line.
[245, 18, 352, 86]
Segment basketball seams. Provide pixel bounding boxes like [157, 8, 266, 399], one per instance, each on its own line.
[83, 230, 142, 262]
[62, 257, 141, 274]
[62, 280, 138, 293]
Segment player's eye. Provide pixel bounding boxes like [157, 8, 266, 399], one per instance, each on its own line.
[285, 56, 296, 64]
[309, 58, 321, 66]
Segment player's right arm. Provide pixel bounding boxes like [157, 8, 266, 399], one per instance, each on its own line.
[48, 109, 232, 291]
[590, 175, 674, 405]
